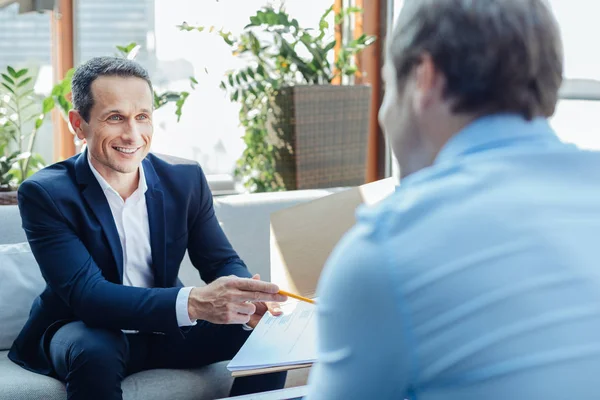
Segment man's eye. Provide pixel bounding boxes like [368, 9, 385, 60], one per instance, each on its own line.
[108, 115, 122, 121]
[136, 114, 149, 120]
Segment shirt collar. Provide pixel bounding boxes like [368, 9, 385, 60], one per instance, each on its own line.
[434, 113, 560, 165]
[86, 150, 148, 196]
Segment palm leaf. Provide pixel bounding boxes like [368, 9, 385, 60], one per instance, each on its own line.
[17, 77, 33, 88]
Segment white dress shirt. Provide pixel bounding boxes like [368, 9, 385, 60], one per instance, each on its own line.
[87, 155, 196, 329]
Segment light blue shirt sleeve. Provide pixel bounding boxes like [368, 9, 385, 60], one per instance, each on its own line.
[306, 213, 410, 399]
[176, 287, 197, 327]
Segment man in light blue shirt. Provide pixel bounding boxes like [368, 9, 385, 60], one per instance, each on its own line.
[307, 0, 600, 399]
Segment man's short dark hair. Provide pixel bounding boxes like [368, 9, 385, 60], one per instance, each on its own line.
[71, 57, 153, 122]
[390, 0, 563, 119]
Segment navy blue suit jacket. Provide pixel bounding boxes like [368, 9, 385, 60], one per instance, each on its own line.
[8, 151, 251, 376]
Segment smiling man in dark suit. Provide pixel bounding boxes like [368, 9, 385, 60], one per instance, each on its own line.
[9, 56, 288, 400]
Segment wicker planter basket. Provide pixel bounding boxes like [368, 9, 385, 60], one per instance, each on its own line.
[0, 190, 18, 205]
[269, 84, 372, 190]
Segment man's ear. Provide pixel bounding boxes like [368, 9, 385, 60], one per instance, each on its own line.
[412, 53, 445, 113]
[69, 110, 86, 141]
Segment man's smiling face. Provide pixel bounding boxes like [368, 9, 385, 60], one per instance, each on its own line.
[74, 75, 154, 178]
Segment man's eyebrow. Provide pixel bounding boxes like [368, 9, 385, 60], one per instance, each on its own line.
[99, 108, 153, 116]
[97, 109, 121, 118]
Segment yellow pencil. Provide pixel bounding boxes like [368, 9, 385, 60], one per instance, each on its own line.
[278, 290, 316, 305]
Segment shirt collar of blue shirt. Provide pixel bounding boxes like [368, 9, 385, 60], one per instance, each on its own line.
[434, 112, 560, 166]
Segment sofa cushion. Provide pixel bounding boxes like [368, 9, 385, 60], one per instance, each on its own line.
[0, 351, 233, 400]
[0, 242, 46, 350]
[0, 351, 64, 400]
[0, 205, 26, 244]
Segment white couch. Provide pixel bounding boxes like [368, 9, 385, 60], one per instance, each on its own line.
[0, 188, 340, 400]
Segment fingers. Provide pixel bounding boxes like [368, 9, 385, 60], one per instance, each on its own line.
[217, 303, 255, 325]
[267, 302, 283, 316]
[254, 301, 268, 316]
[229, 290, 288, 303]
[231, 277, 280, 294]
[205, 276, 288, 325]
[225, 312, 252, 325]
[233, 301, 256, 316]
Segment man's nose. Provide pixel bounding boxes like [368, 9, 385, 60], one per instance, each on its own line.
[123, 119, 142, 141]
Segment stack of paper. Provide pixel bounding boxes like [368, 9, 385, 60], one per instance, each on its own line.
[228, 300, 317, 376]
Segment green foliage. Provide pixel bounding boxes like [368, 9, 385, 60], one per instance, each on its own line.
[46, 67, 74, 121]
[116, 42, 140, 58]
[0, 147, 19, 190]
[180, 5, 375, 192]
[0, 66, 49, 190]
[153, 90, 190, 122]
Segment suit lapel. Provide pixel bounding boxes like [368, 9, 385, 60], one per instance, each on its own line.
[75, 151, 124, 282]
[143, 159, 167, 288]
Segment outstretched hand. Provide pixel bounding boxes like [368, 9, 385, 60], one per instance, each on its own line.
[188, 275, 287, 325]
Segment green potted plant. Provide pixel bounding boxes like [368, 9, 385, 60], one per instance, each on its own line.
[0, 66, 51, 205]
[180, 5, 376, 192]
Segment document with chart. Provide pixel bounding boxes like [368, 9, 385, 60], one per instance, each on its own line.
[227, 300, 317, 375]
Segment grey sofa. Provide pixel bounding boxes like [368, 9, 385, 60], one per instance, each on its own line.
[0, 188, 338, 400]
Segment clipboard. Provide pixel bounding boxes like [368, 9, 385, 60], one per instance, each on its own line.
[231, 363, 313, 377]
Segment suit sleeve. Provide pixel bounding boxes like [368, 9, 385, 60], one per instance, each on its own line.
[306, 215, 410, 399]
[18, 179, 181, 334]
[187, 164, 252, 283]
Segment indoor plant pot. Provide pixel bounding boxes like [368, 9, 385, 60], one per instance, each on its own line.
[0, 190, 18, 205]
[269, 84, 372, 190]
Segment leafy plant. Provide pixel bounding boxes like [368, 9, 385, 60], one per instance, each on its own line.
[47, 68, 74, 122]
[180, 5, 375, 192]
[0, 66, 50, 190]
[0, 147, 19, 191]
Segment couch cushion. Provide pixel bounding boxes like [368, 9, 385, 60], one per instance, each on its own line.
[0, 242, 46, 350]
[119, 363, 233, 400]
[0, 351, 233, 400]
[0, 205, 26, 244]
[0, 351, 64, 400]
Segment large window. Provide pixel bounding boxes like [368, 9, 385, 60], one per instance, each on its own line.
[75, 0, 331, 192]
[547, 0, 600, 150]
[0, 3, 53, 164]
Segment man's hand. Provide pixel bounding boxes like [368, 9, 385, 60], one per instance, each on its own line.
[247, 274, 284, 328]
[188, 275, 287, 325]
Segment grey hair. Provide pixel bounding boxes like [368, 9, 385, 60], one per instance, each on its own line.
[389, 0, 564, 119]
[71, 56, 153, 122]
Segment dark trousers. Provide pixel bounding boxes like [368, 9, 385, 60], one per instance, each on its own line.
[48, 320, 287, 400]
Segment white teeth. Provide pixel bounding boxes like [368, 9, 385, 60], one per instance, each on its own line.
[114, 147, 137, 154]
